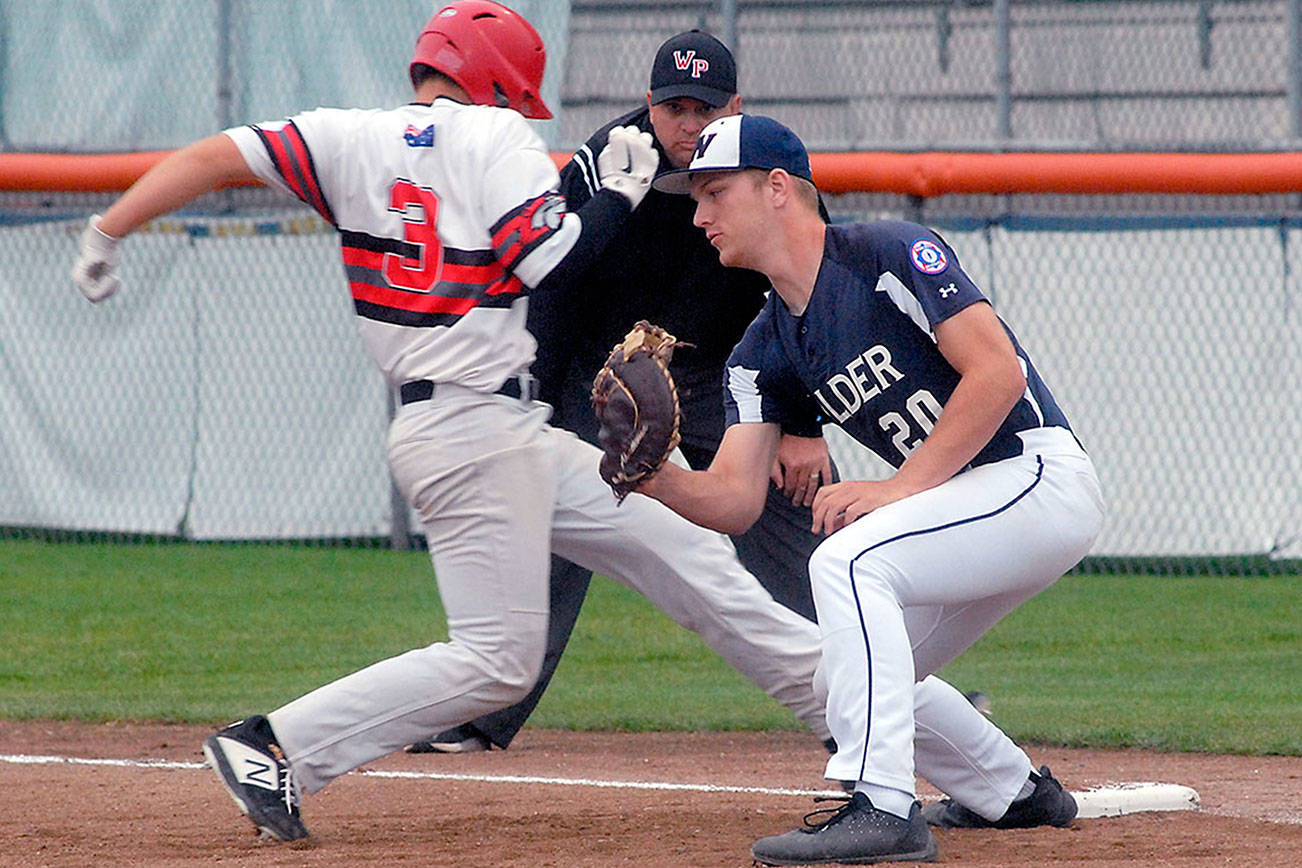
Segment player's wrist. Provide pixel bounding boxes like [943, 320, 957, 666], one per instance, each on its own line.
[635, 462, 673, 497]
[87, 214, 122, 246]
[71, 214, 125, 303]
[592, 186, 636, 212]
[602, 177, 650, 208]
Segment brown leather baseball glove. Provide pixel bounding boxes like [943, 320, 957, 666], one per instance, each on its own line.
[591, 321, 687, 502]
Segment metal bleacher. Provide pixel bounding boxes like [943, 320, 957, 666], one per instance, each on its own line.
[560, 0, 1294, 151]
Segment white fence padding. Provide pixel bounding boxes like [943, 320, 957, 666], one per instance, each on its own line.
[0, 223, 196, 533]
[182, 230, 390, 539]
[0, 213, 1298, 558]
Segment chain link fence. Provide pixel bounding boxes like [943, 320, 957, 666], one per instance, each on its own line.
[0, 210, 392, 541]
[565, 0, 1301, 150]
[0, 0, 571, 151]
[4, 200, 1297, 570]
[6, 1, 1298, 153]
[2, 1, 1299, 571]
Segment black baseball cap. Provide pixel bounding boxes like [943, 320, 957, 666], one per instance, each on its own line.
[649, 30, 737, 108]
[653, 114, 813, 194]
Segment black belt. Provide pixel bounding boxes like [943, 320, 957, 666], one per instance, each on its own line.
[399, 375, 538, 406]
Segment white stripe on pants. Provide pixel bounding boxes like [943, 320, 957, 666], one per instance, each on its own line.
[811, 429, 1103, 813]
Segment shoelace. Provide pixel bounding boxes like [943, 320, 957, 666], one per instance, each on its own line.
[278, 763, 300, 813]
[801, 795, 857, 831]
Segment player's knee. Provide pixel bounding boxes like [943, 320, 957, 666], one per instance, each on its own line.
[812, 657, 830, 708]
[807, 535, 858, 594]
[490, 625, 547, 699]
[445, 616, 546, 702]
[807, 541, 836, 598]
[809, 536, 899, 601]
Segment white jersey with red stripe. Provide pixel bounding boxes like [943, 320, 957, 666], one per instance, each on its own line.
[206, 96, 843, 818]
[224, 97, 580, 391]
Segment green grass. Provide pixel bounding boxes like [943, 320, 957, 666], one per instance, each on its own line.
[0, 539, 1297, 754]
[0, 542, 439, 720]
[932, 573, 1301, 755]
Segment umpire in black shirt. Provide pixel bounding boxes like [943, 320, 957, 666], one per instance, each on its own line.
[408, 30, 835, 754]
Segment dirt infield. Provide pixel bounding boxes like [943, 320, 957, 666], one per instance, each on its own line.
[1, 721, 1298, 866]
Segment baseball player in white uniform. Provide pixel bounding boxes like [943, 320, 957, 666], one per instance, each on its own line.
[70, 2, 829, 843]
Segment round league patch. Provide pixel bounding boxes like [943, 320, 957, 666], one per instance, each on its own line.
[909, 239, 949, 275]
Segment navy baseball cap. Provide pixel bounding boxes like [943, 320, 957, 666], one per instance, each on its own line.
[649, 30, 737, 107]
[653, 114, 813, 194]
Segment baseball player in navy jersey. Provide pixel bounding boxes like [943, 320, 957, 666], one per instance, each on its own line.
[647, 115, 1105, 865]
[70, 5, 831, 844]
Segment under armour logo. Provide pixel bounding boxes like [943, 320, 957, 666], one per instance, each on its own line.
[938, 283, 959, 298]
[673, 50, 710, 79]
[694, 133, 717, 160]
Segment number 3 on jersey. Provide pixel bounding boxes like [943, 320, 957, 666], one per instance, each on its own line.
[384, 179, 443, 292]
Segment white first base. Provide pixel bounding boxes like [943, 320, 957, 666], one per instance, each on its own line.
[1073, 782, 1201, 818]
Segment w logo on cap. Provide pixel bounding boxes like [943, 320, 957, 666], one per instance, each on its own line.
[673, 49, 710, 79]
[694, 133, 717, 160]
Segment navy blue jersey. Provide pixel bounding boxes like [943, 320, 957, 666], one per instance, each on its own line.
[725, 221, 1071, 470]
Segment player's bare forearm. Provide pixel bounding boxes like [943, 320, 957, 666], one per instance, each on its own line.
[639, 422, 779, 534]
[812, 378, 1019, 530]
[810, 305, 1026, 535]
[890, 303, 1026, 494]
[638, 462, 763, 534]
[875, 369, 1021, 511]
[98, 135, 257, 238]
[810, 374, 1022, 534]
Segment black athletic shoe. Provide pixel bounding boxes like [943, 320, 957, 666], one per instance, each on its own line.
[751, 793, 939, 865]
[963, 690, 992, 715]
[922, 765, 1077, 829]
[405, 724, 493, 754]
[202, 715, 308, 841]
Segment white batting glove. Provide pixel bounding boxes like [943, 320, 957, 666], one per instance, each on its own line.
[70, 214, 122, 303]
[597, 125, 658, 209]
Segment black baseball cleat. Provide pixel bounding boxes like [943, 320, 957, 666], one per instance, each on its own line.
[405, 723, 492, 754]
[922, 765, 1077, 829]
[202, 715, 309, 841]
[751, 793, 938, 865]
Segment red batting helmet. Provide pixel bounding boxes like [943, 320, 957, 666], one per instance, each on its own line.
[410, 1, 552, 120]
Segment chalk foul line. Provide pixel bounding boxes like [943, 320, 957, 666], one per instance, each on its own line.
[0, 753, 839, 797]
[0, 752, 1208, 818]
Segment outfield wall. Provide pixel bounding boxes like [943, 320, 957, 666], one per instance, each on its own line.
[1, 209, 1297, 561]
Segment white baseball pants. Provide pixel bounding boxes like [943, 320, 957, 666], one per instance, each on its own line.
[813, 427, 1105, 819]
[268, 386, 828, 793]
